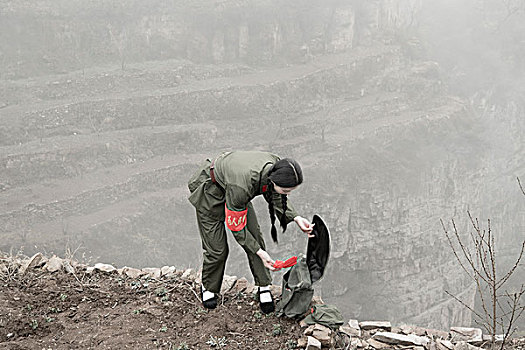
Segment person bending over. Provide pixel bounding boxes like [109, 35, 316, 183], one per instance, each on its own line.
[187, 151, 314, 313]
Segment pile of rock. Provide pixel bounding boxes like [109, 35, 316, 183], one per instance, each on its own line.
[297, 323, 334, 349]
[298, 319, 504, 350]
[8, 253, 184, 280]
[5, 253, 243, 292]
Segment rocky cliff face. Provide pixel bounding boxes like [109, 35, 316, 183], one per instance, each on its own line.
[0, 0, 358, 79]
[1, 0, 522, 331]
[0, 0, 427, 79]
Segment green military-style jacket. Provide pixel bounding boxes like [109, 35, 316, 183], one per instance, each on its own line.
[188, 151, 299, 254]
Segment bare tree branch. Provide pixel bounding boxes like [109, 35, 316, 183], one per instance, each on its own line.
[518, 177, 525, 196]
[445, 290, 490, 328]
[453, 218, 478, 272]
[497, 240, 525, 289]
[477, 269, 492, 327]
[498, 290, 522, 350]
[441, 219, 478, 282]
[442, 209, 525, 349]
[468, 212, 494, 282]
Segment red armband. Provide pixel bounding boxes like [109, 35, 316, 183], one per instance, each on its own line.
[225, 204, 248, 231]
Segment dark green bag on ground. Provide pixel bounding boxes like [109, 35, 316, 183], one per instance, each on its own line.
[276, 256, 314, 318]
[276, 215, 331, 318]
[302, 304, 345, 329]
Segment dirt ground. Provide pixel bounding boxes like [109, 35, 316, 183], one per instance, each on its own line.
[2, 255, 525, 350]
[0, 266, 304, 350]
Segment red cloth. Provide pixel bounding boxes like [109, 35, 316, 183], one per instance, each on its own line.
[272, 256, 298, 269]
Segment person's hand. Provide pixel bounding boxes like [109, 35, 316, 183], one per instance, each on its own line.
[257, 249, 279, 271]
[294, 216, 315, 238]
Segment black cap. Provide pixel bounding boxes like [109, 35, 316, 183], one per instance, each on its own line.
[306, 214, 331, 284]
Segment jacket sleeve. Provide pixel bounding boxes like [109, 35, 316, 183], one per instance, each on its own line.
[225, 184, 261, 255]
[266, 190, 299, 224]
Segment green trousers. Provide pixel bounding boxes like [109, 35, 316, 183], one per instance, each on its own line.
[188, 160, 271, 293]
[195, 202, 272, 293]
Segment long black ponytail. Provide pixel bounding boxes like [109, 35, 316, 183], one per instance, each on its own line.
[266, 158, 303, 243]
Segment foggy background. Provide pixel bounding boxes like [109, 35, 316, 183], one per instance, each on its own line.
[1, 0, 524, 332]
